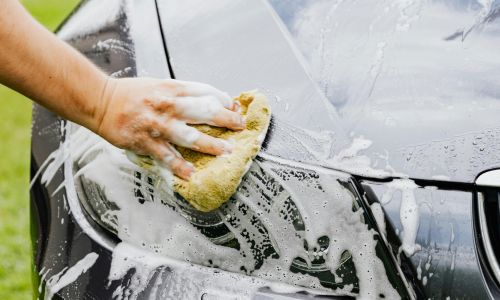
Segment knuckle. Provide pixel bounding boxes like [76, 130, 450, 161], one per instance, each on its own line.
[136, 117, 153, 132]
[138, 134, 152, 147]
[159, 120, 175, 138]
[156, 98, 175, 112]
[131, 138, 151, 155]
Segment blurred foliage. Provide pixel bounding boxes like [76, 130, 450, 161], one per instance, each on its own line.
[0, 1, 80, 299]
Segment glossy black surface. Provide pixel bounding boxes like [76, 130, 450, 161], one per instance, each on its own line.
[363, 180, 490, 299]
[29, 0, 499, 299]
[473, 189, 500, 299]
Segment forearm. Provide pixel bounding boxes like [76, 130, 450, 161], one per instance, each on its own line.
[0, 0, 108, 131]
[0, 0, 247, 180]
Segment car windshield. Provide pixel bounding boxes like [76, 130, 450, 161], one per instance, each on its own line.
[268, 0, 500, 181]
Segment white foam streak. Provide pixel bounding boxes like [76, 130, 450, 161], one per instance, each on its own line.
[109, 242, 335, 300]
[371, 203, 386, 238]
[383, 179, 420, 256]
[326, 137, 398, 178]
[44, 253, 98, 300]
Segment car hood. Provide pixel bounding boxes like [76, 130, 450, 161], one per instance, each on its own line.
[157, 0, 500, 183]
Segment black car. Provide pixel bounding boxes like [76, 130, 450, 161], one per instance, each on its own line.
[31, 0, 500, 299]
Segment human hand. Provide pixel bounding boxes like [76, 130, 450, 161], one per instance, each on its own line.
[94, 77, 245, 180]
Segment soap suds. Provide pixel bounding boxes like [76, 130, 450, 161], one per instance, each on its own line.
[325, 136, 406, 179]
[36, 125, 404, 298]
[370, 202, 386, 238]
[382, 179, 420, 256]
[44, 252, 99, 299]
[417, 258, 422, 280]
[109, 242, 337, 299]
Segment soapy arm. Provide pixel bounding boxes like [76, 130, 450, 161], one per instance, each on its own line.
[0, 0, 244, 179]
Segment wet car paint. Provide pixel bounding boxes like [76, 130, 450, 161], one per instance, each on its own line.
[362, 181, 490, 299]
[30, 0, 500, 299]
[269, 0, 500, 183]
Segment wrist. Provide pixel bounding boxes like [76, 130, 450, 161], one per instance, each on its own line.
[90, 76, 118, 135]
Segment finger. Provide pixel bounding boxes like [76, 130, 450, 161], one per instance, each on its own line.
[174, 96, 222, 124]
[144, 138, 194, 180]
[162, 120, 233, 155]
[176, 80, 238, 111]
[232, 100, 241, 112]
[161, 145, 194, 180]
[174, 96, 245, 130]
[164, 119, 201, 147]
[211, 109, 246, 131]
[192, 133, 234, 156]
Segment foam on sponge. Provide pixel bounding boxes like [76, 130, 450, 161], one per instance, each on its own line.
[174, 91, 271, 211]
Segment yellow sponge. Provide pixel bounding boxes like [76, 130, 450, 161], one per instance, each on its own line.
[174, 91, 271, 211]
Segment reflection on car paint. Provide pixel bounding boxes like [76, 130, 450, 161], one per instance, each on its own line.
[363, 181, 489, 298]
[270, 0, 500, 182]
[57, 0, 123, 41]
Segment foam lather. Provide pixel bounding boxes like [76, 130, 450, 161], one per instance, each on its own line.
[174, 91, 271, 211]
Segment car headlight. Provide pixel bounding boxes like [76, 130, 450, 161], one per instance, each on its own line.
[69, 123, 412, 298]
[475, 170, 500, 294]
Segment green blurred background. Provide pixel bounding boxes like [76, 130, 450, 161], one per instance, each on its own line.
[0, 1, 79, 299]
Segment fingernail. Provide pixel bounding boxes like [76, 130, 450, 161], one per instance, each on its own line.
[184, 162, 195, 179]
[240, 116, 247, 128]
[233, 101, 241, 112]
[221, 140, 234, 154]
